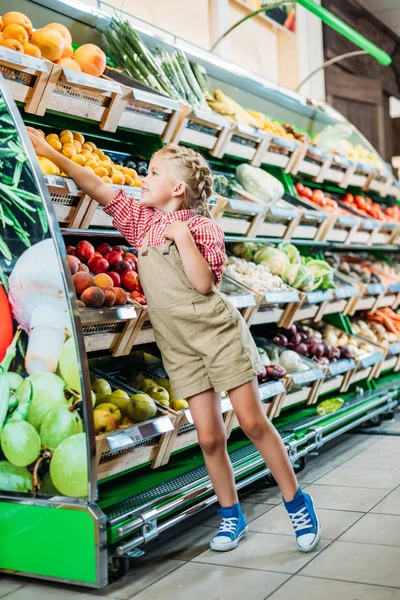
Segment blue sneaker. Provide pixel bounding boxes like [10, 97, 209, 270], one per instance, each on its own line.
[210, 502, 248, 552]
[283, 488, 322, 552]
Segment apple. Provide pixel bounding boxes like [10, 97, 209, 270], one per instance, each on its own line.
[123, 258, 136, 269]
[93, 409, 117, 435]
[108, 271, 121, 287]
[136, 296, 146, 305]
[121, 270, 139, 291]
[123, 252, 138, 270]
[113, 245, 124, 254]
[96, 242, 112, 256]
[95, 402, 122, 425]
[66, 245, 76, 256]
[105, 251, 123, 265]
[148, 385, 170, 406]
[93, 251, 103, 259]
[113, 261, 132, 275]
[76, 240, 95, 263]
[87, 256, 109, 275]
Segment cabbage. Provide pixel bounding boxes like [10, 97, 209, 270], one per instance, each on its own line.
[282, 264, 315, 291]
[236, 164, 284, 205]
[232, 242, 259, 261]
[254, 247, 289, 276]
[306, 259, 335, 290]
[278, 242, 301, 264]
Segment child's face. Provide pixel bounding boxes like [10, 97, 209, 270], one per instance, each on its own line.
[141, 155, 185, 211]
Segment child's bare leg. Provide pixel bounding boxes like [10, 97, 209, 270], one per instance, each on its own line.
[228, 378, 298, 501]
[188, 389, 238, 507]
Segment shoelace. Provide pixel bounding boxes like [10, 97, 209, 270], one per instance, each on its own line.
[217, 516, 238, 536]
[288, 505, 313, 532]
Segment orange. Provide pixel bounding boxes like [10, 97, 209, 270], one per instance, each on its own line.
[62, 144, 77, 158]
[48, 139, 62, 151]
[23, 42, 41, 58]
[0, 38, 23, 52]
[74, 43, 106, 77]
[59, 134, 74, 145]
[133, 179, 143, 188]
[73, 132, 85, 144]
[124, 174, 135, 186]
[101, 176, 113, 184]
[56, 56, 81, 71]
[86, 160, 99, 170]
[3, 24, 28, 45]
[31, 27, 64, 62]
[72, 140, 82, 153]
[111, 172, 124, 185]
[94, 167, 108, 177]
[71, 154, 86, 166]
[2, 12, 33, 36]
[43, 23, 72, 45]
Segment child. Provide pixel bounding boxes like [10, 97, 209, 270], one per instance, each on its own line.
[28, 130, 321, 553]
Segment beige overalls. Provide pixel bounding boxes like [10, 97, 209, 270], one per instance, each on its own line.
[138, 217, 264, 399]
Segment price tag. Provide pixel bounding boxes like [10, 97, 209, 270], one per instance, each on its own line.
[305, 289, 333, 304]
[228, 294, 256, 309]
[264, 290, 299, 304]
[362, 219, 380, 230]
[366, 283, 385, 295]
[333, 155, 352, 168]
[269, 205, 299, 219]
[107, 431, 135, 451]
[63, 67, 121, 93]
[335, 285, 359, 299]
[259, 380, 285, 400]
[271, 136, 297, 151]
[45, 175, 67, 188]
[129, 426, 144, 445]
[0, 48, 47, 71]
[389, 282, 400, 293]
[303, 210, 327, 221]
[221, 398, 233, 413]
[357, 163, 375, 174]
[292, 368, 324, 385]
[328, 358, 356, 376]
[337, 215, 358, 227]
[308, 146, 329, 160]
[389, 342, 400, 355]
[228, 199, 264, 214]
[236, 123, 259, 138]
[361, 351, 383, 368]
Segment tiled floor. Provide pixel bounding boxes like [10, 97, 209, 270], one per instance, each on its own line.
[3, 421, 400, 599]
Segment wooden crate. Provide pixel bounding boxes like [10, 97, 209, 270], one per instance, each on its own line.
[172, 106, 232, 155]
[0, 48, 52, 113]
[290, 143, 331, 180]
[261, 136, 302, 173]
[45, 175, 89, 228]
[35, 64, 125, 131]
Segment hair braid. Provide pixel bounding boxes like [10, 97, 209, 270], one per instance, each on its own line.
[154, 144, 213, 216]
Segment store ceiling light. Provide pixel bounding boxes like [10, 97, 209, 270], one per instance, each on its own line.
[211, 0, 392, 67]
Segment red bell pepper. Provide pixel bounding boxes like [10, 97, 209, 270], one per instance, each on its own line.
[0, 285, 13, 362]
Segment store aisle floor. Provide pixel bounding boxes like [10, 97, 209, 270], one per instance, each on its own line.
[2, 422, 400, 599]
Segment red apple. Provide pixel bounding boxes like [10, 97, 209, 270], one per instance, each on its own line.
[93, 251, 103, 259]
[113, 245, 124, 254]
[121, 270, 139, 292]
[87, 256, 110, 275]
[123, 258, 135, 269]
[113, 261, 132, 275]
[96, 242, 112, 256]
[76, 240, 95, 263]
[66, 245, 76, 256]
[105, 251, 123, 264]
[108, 271, 121, 287]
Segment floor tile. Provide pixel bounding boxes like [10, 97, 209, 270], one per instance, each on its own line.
[145, 524, 213, 560]
[297, 461, 339, 484]
[5, 586, 108, 600]
[371, 490, 400, 515]
[198, 502, 275, 528]
[249, 505, 361, 540]
[267, 575, 400, 600]
[194, 531, 329, 574]
[315, 465, 400, 490]
[304, 483, 389, 512]
[344, 451, 400, 470]
[132, 561, 289, 600]
[238, 484, 283, 505]
[96, 557, 185, 599]
[340, 513, 400, 547]
[0, 581, 24, 598]
[301, 540, 400, 587]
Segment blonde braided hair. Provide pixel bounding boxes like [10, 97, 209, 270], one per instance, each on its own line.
[154, 144, 213, 216]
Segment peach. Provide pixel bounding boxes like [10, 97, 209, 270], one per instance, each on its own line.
[72, 272, 94, 295]
[3, 24, 28, 44]
[74, 43, 106, 77]
[121, 270, 139, 292]
[113, 288, 128, 306]
[66, 245, 76, 256]
[81, 286, 105, 307]
[78, 263, 89, 273]
[0, 38, 23, 52]
[61, 43, 74, 58]
[95, 242, 112, 255]
[75, 240, 94, 262]
[2, 12, 33, 36]
[107, 271, 121, 287]
[31, 27, 64, 62]
[76, 299, 86, 308]
[44, 23, 72, 45]
[93, 273, 114, 288]
[103, 287, 116, 307]
[67, 255, 80, 275]
[56, 56, 81, 71]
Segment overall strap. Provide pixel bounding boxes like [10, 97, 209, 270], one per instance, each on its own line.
[161, 215, 202, 255]
[140, 227, 152, 256]
[141, 214, 202, 256]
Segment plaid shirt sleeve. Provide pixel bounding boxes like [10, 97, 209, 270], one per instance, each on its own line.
[103, 189, 152, 247]
[190, 218, 226, 283]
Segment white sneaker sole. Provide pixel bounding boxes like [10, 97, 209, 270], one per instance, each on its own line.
[296, 495, 322, 553]
[210, 525, 248, 552]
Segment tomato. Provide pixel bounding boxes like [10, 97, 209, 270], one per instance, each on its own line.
[302, 186, 312, 199]
[344, 193, 354, 204]
[355, 196, 367, 211]
[365, 196, 373, 208]
[295, 182, 304, 194]
[0, 285, 13, 362]
[318, 196, 328, 208]
[312, 189, 324, 204]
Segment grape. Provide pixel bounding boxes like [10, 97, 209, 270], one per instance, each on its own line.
[17, 373, 70, 431]
[58, 337, 81, 392]
[1, 421, 41, 467]
[50, 433, 88, 498]
[0, 461, 33, 493]
[7, 372, 23, 391]
[41, 406, 83, 452]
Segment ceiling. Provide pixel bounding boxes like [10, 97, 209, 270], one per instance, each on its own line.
[358, 0, 400, 37]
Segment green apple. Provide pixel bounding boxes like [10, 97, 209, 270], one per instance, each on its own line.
[93, 410, 117, 435]
[106, 389, 130, 416]
[128, 394, 157, 422]
[92, 378, 112, 404]
[136, 378, 158, 394]
[148, 385, 170, 406]
[95, 402, 122, 425]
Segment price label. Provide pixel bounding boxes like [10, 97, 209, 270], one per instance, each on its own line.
[362, 219, 380, 230]
[264, 290, 299, 304]
[308, 146, 329, 160]
[228, 199, 264, 214]
[357, 163, 375, 174]
[333, 155, 352, 168]
[107, 431, 134, 451]
[337, 215, 358, 227]
[228, 294, 256, 309]
[328, 359, 356, 376]
[259, 380, 285, 400]
[335, 285, 359, 299]
[269, 205, 299, 219]
[129, 427, 144, 445]
[45, 175, 67, 188]
[221, 398, 233, 413]
[305, 290, 333, 304]
[361, 351, 383, 368]
[389, 343, 400, 356]
[366, 283, 385, 295]
[389, 282, 400, 293]
[63, 67, 121, 93]
[272, 136, 297, 151]
[292, 368, 324, 385]
[303, 210, 327, 221]
[236, 123, 259, 138]
[0, 48, 46, 71]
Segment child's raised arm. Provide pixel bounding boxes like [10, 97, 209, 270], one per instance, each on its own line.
[27, 127, 115, 207]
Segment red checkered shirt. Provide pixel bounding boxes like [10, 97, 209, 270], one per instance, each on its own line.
[103, 190, 226, 282]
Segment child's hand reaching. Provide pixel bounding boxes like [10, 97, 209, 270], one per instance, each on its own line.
[26, 127, 52, 158]
[164, 221, 190, 241]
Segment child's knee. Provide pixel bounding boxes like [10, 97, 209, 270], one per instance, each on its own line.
[198, 430, 226, 454]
